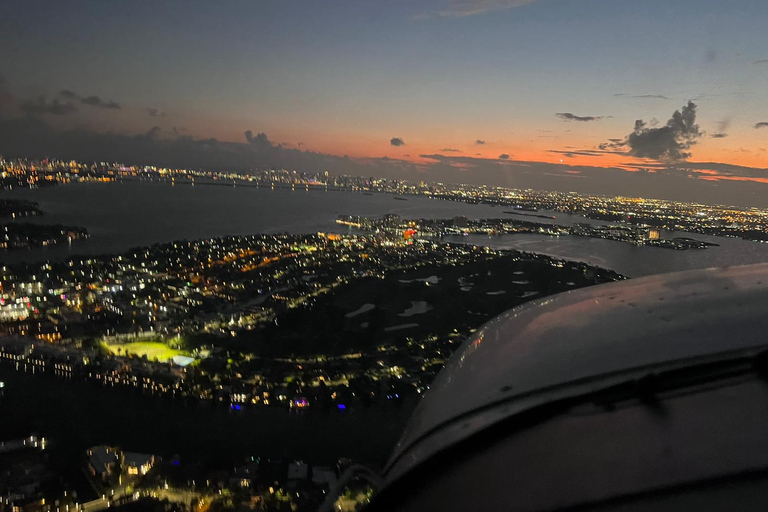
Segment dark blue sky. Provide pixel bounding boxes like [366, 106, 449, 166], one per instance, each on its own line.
[1, 0, 768, 204]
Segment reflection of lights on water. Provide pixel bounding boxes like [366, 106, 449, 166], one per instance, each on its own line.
[337, 404, 346, 410]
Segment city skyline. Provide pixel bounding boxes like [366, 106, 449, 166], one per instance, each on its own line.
[2, 0, 768, 206]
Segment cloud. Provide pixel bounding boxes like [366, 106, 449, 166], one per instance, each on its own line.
[622, 160, 768, 183]
[440, 147, 461, 152]
[81, 95, 121, 109]
[49, 88, 122, 110]
[146, 126, 162, 139]
[556, 112, 605, 122]
[435, 0, 539, 17]
[147, 107, 166, 118]
[624, 101, 701, 161]
[417, 152, 768, 205]
[711, 118, 731, 139]
[475, 139, 485, 145]
[245, 130, 271, 148]
[498, 153, 510, 159]
[755, 122, 768, 129]
[6, 112, 768, 208]
[548, 149, 605, 158]
[614, 93, 669, 100]
[390, 137, 405, 146]
[753, 59, 768, 65]
[20, 96, 77, 116]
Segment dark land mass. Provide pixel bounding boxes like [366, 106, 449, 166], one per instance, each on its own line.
[503, 210, 556, 219]
[188, 252, 621, 357]
[0, 197, 88, 250]
[342, 214, 714, 251]
[0, 222, 89, 250]
[650, 237, 720, 249]
[582, 210, 768, 242]
[0, 198, 42, 218]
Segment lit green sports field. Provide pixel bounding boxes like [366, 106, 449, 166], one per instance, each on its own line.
[103, 341, 187, 362]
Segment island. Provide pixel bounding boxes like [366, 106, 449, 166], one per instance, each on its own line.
[0, 232, 623, 407]
[0, 198, 89, 250]
[0, 198, 42, 218]
[338, 214, 716, 250]
[0, 222, 89, 250]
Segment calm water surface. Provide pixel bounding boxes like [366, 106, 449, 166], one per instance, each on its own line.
[445, 232, 768, 277]
[0, 364, 414, 465]
[0, 182, 507, 263]
[2, 181, 768, 276]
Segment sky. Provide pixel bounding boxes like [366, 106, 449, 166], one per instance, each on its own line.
[1, 0, 768, 206]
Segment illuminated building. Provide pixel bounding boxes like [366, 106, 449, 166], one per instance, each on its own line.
[384, 213, 400, 227]
[124, 452, 155, 476]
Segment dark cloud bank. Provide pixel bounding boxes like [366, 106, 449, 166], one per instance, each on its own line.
[20, 97, 77, 116]
[18, 90, 120, 116]
[1, 104, 768, 207]
[0, 116, 385, 175]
